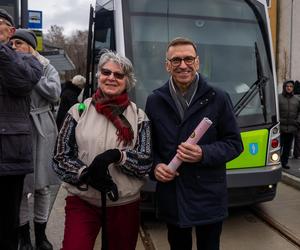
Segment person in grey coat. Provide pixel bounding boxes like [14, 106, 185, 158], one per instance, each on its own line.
[278, 80, 300, 169]
[10, 29, 61, 250]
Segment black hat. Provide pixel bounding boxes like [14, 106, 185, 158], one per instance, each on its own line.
[0, 9, 14, 27]
[11, 29, 37, 49]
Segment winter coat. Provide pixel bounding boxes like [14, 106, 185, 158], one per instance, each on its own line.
[52, 98, 153, 207]
[278, 89, 300, 134]
[145, 74, 243, 227]
[0, 44, 42, 176]
[56, 81, 82, 130]
[23, 54, 61, 192]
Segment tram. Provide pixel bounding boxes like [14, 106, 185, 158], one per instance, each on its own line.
[85, 0, 281, 208]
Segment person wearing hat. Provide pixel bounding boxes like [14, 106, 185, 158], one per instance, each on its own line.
[0, 9, 43, 250]
[10, 29, 61, 250]
[10, 28, 38, 52]
[56, 74, 86, 130]
[278, 80, 300, 169]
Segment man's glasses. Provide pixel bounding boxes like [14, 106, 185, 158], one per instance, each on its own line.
[167, 56, 196, 67]
[0, 18, 12, 27]
[100, 68, 126, 80]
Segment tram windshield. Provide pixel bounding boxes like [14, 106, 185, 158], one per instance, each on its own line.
[95, 0, 277, 127]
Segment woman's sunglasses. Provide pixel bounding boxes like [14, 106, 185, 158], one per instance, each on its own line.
[100, 68, 125, 80]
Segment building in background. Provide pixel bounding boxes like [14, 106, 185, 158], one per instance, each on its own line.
[239, 0, 299, 92]
[277, 0, 300, 90]
[42, 42, 75, 82]
[268, 0, 277, 56]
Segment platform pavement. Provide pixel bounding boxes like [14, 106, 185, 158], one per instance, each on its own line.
[46, 158, 300, 250]
[46, 186, 145, 250]
[281, 158, 300, 190]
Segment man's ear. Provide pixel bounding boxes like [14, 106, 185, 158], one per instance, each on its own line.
[8, 27, 16, 38]
[165, 60, 171, 73]
[195, 56, 200, 71]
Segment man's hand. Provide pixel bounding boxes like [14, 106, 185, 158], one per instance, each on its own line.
[176, 142, 202, 163]
[154, 163, 178, 182]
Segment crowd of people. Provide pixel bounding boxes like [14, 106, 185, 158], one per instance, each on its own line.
[2, 7, 275, 250]
[3, 6, 300, 249]
[0, 9, 88, 250]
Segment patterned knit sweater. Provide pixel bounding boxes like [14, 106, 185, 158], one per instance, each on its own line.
[52, 98, 152, 207]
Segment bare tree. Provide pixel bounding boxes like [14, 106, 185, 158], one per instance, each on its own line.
[65, 30, 88, 79]
[44, 26, 88, 80]
[45, 25, 66, 48]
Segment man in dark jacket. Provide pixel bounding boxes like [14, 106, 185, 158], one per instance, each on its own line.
[0, 9, 42, 250]
[145, 37, 243, 250]
[278, 80, 300, 169]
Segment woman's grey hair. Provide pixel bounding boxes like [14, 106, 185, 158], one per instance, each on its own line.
[97, 49, 136, 90]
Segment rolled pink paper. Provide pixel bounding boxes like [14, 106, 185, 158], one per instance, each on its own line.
[167, 117, 213, 172]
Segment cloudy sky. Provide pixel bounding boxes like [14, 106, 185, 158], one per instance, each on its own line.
[28, 0, 94, 36]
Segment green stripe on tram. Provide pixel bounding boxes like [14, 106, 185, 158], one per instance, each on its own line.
[226, 129, 268, 169]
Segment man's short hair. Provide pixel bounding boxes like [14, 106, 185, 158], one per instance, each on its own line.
[167, 37, 197, 53]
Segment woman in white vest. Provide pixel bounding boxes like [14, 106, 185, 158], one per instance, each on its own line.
[52, 50, 152, 250]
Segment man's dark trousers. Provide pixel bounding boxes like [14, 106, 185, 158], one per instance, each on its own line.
[0, 175, 25, 250]
[280, 132, 294, 167]
[167, 221, 223, 250]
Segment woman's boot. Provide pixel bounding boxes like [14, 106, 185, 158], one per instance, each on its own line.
[34, 222, 53, 250]
[18, 223, 33, 250]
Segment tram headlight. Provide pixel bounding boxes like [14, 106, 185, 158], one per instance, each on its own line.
[272, 127, 279, 134]
[271, 153, 279, 162]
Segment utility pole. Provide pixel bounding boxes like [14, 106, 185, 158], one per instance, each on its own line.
[0, 0, 19, 26]
[289, 0, 294, 79]
[20, 0, 28, 28]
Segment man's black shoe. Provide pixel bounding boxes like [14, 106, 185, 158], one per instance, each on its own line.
[34, 222, 53, 250]
[282, 165, 290, 169]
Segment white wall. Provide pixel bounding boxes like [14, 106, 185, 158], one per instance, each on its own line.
[277, 0, 300, 91]
[290, 1, 300, 81]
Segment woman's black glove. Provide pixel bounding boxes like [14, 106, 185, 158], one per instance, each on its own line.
[89, 149, 122, 172]
[79, 149, 121, 201]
